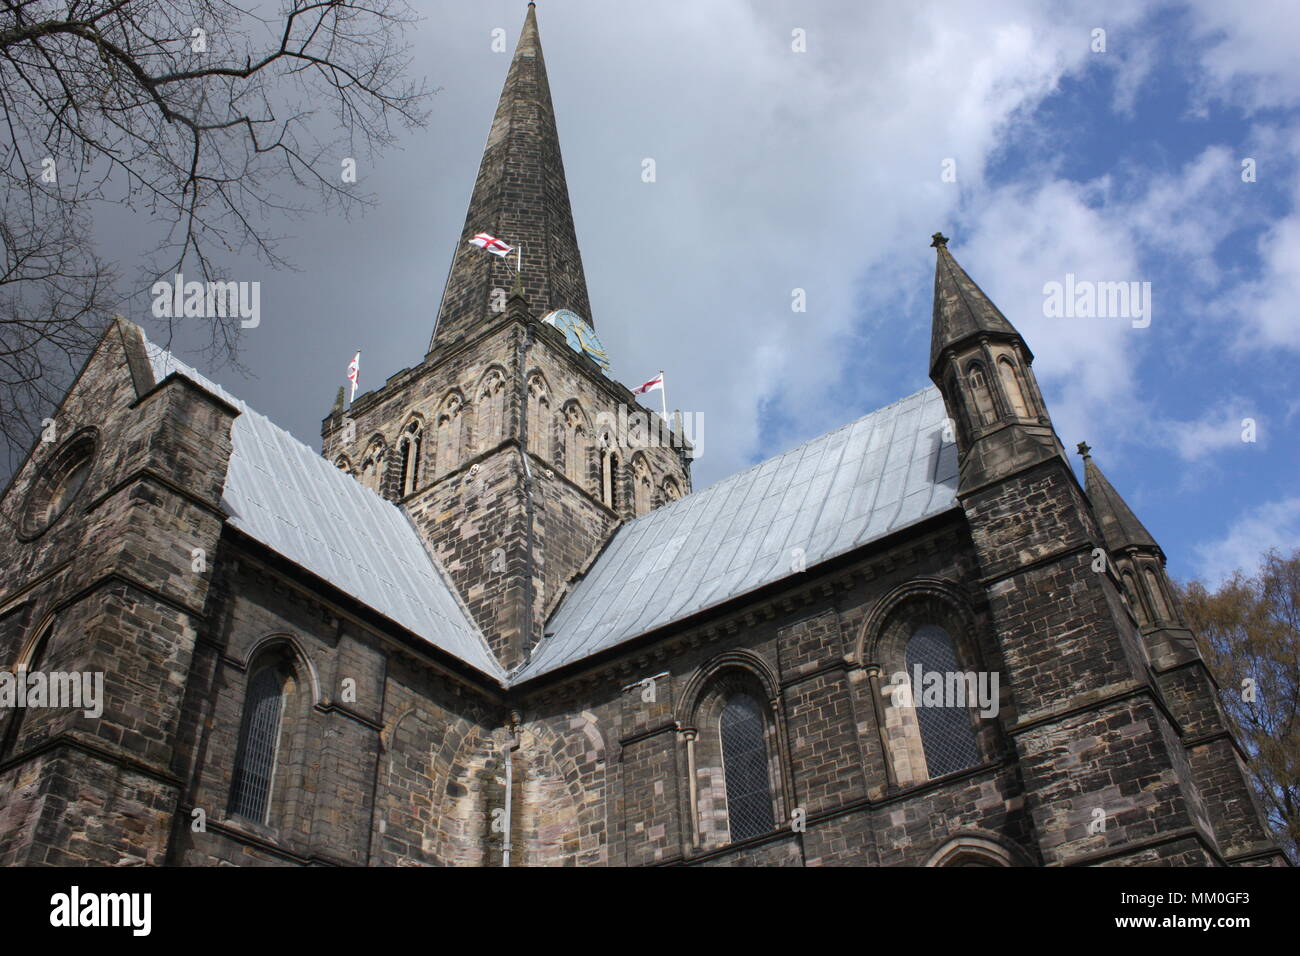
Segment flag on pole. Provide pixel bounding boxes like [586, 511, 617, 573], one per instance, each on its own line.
[347, 351, 361, 401]
[631, 372, 663, 395]
[632, 371, 669, 421]
[468, 233, 513, 257]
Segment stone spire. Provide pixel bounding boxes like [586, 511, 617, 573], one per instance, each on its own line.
[929, 232, 1026, 376]
[927, 232, 1060, 493]
[1077, 442, 1160, 554]
[1076, 442, 1195, 667]
[428, 2, 593, 354]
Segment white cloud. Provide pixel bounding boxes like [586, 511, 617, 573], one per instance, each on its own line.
[951, 139, 1262, 459]
[1223, 204, 1300, 352]
[1193, 496, 1300, 585]
[122, 0, 1300, 498]
[1158, 398, 1260, 462]
[1182, 0, 1300, 113]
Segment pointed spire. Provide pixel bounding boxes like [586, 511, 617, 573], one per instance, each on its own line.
[429, 2, 593, 353]
[1077, 442, 1160, 553]
[930, 232, 1026, 374]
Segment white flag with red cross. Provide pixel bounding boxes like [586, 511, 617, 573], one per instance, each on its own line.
[347, 351, 361, 401]
[631, 372, 663, 395]
[468, 233, 513, 257]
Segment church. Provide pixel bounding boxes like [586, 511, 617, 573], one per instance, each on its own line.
[0, 4, 1283, 867]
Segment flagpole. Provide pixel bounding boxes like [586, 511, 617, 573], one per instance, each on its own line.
[659, 369, 668, 426]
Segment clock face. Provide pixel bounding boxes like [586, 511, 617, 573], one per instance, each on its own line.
[542, 309, 610, 373]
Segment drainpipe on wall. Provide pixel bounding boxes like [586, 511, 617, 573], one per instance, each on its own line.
[683, 728, 700, 848]
[501, 711, 521, 867]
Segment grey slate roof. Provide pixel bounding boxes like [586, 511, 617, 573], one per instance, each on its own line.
[139, 334, 957, 687]
[514, 385, 960, 682]
[143, 340, 504, 681]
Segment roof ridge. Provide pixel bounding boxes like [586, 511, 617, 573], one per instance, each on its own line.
[611, 384, 941, 529]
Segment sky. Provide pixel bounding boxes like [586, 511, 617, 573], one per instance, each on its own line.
[124, 0, 1300, 588]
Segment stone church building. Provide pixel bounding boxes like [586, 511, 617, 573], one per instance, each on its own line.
[0, 5, 1284, 866]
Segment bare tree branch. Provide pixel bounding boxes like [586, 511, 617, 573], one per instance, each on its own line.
[0, 0, 430, 472]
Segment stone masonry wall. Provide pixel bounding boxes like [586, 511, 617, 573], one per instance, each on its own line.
[323, 312, 690, 670]
[0, 322, 235, 865]
[962, 457, 1222, 864]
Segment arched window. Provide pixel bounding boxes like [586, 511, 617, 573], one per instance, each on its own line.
[720, 692, 776, 842]
[526, 373, 551, 460]
[631, 456, 652, 516]
[397, 435, 411, 495]
[925, 834, 1023, 867]
[1122, 569, 1148, 626]
[1144, 567, 1172, 623]
[944, 371, 972, 447]
[867, 587, 1000, 789]
[905, 625, 980, 778]
[684, 663, 784, 848]
[997, 356, 1030, 418]
[602, 450, 620, 511]
[475, 369, 506, 453]
[563, 404, 589, 487]
[435, 394, 464, 475]
[396, 420, 422, 497]
[0, 620, 52, 759]
[966, 362, 997, 426]
[359, 438, 385, 492]
[229, 661, 289, 824]
[21, 430, 96, 537]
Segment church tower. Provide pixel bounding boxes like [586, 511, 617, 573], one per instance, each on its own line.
[929, 233, 1231, 864]
[322, 3, 691, 671]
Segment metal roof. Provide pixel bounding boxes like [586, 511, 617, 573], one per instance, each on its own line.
[513, 385, 960, 682]
[138, 335, 958, 686]
[143, 341, 504, 680]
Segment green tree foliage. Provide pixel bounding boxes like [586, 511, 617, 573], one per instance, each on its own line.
[1179, 549, 1300, 861]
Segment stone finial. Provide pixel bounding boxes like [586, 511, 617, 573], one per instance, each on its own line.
[1076, 441, 1092, 459]
[931, 232, 949, 248]
[332, 386, 345, 414]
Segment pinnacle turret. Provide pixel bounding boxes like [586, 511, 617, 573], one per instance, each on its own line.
[1077, 442, 1160, 554]
[930, 232, 1027, 376]
[927, 232, 1060, 492]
